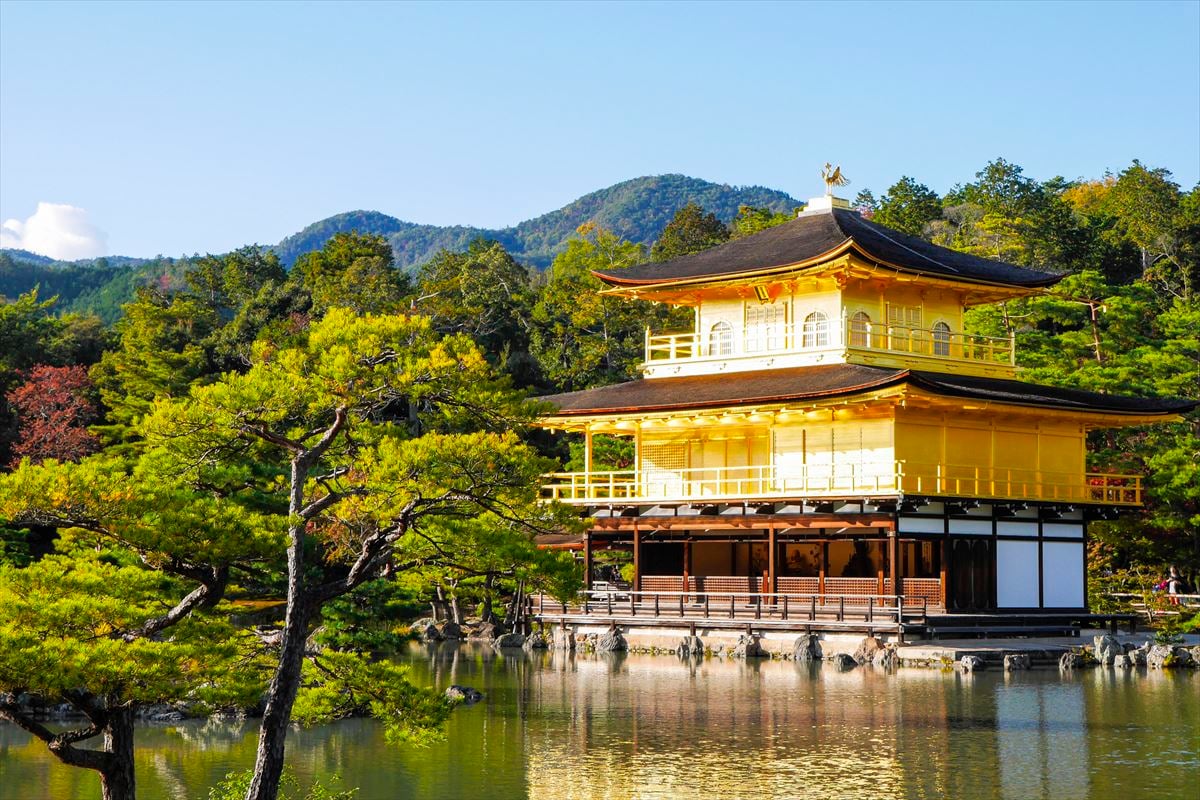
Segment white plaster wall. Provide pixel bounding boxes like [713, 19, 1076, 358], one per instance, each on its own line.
[1042, 523, 1084, 539]
[997, 540, 1039, 608]
[1042, 542, 1085, 608]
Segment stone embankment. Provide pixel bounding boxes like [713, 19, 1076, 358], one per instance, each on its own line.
[512, 625, 1200, 674]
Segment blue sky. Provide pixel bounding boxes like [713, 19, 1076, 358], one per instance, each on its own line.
[1, 0, 1197, 259]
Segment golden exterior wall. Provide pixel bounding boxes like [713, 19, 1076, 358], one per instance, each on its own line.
[895, 408, 1087, 500]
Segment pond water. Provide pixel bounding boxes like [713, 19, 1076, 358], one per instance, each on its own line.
[2, 643, 1197, 800]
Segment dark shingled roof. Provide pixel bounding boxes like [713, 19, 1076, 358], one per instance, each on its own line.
[594, 207, 1062, 289]
[540, 364, 1195, 417]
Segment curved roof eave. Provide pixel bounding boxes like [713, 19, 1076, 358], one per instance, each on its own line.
[592, 238, 1062, 292]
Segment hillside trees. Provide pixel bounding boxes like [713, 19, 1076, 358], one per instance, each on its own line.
[531, 224, 688, 392]
[295, 232, 409, 315]
[651, 201, 730, 261]
[872, 177, 941, 236]
[415, 239, 535, 380]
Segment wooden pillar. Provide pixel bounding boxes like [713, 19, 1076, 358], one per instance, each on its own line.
[819, 540, 827, 596]
[939, 539, 948, 608]
[584, 428, 593, 473]
[768, 524, 777, 595]
[583, 531, 592, 591]
[632, 523, 641, 592]
[888, 530, 898, 598]
[683, 539, 692, 594]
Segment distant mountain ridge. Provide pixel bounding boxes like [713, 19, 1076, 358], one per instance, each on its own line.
[274, 175, 802, 269]
[2, 174, 801, 319]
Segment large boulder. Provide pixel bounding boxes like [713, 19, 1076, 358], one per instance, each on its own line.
[872, 645, 900, 669]
[1059, 651, 1086, 671]
[1092, 634, 1122, 666]
[471, 621, 497, 642]
[1170, 646, 1195, 668]
[1147, 644, 1174, 669]
[1190, 645, 1200, 665]
[445, 685, 484, 705]
[677, 635, 705, 658]
[853, 636, 883, 665]
[418, 623, 443, 643]
[494, 632, 526, 649]
[829, 653, 857, 671]
[1003, 653, 1031, 672]
[596, 628, 627, 652]
[1112, 654, 1131, 669]
[523, 632, 549, 651]
[1127, 647, 1147, 667]
[439, 621, 463, 640]
[956, 655, 986, 673]
[730, 633, 768, 659]
[550, 627, 575, 651]
[793, 634, 822, 662]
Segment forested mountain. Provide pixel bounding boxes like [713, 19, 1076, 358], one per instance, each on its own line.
[274, 175, 800, 268]
[2, 175, 800, 317]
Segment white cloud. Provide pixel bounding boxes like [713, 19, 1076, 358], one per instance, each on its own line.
[0, 202, 108, 261]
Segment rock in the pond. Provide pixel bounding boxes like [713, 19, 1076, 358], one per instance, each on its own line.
[1170, 646, 1195, 668]
[1146, 644, 1174, 669]
[469, 621, 497, 642]
[445, 685, 484, 705]
[956, 655, 985, 673]
[419, 622, 443, 642]
[550, 627, 575, 651]
[494, 632, 526, 649]
[1059, 651, 1086, 670]
[793, 634, 822, 662]
[1190, 645, 1200, 665]
[677, 635, 704, 657]
[1093, 634, 1122, 666]
[523, 632, 548, 651]
[873, 645, 900, 669]
[730, 633, 767, 659]
[1113, 654, 1131, 669]
[829, 652, 857, 671]
[1003, 653, 1031, 671]
[596, 628, 627, 652]
[1127, 647, 1147, 667]
[853, 636, 883, 665]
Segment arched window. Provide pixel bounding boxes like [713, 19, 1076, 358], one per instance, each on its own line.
[801, 312, 829, 348]
[709, 321, 733, 356]
[932, 321, 952, 357]
[849, 311, 871, 348]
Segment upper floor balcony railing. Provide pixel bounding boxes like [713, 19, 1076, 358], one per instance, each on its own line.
[541, 462, 1142, 506]
[643, 318, 1015, 372]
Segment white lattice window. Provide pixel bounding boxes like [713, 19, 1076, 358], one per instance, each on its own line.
[849, 311, 871, 348]
[745, 303, 786, 352]
[932, 321, 952, 356]
[641, 442, 687, 498]
[709, 321, 733, 356]
[801, 311, 829, 348]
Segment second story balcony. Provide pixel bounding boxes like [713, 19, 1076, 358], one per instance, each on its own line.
[541, 462, 1142, 507]
[642, 317, 1016, 379]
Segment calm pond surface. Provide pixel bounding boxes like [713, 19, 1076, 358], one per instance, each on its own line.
[2, 642, 1197, 800]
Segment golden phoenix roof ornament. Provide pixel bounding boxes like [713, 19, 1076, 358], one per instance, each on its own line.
[821, 163, 850, 196]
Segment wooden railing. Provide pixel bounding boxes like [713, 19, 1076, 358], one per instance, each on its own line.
[531, 589, 925, 640]
[541, 462, 1142, 506]
[898, 465, 1142, 506]
[644, 320, 1014, 368]
[541, 461, 901, 503]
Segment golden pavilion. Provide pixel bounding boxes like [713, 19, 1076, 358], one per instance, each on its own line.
[536, 187, 1192, 617]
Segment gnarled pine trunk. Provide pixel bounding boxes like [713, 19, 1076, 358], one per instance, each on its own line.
[99, 707, 135, 800]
